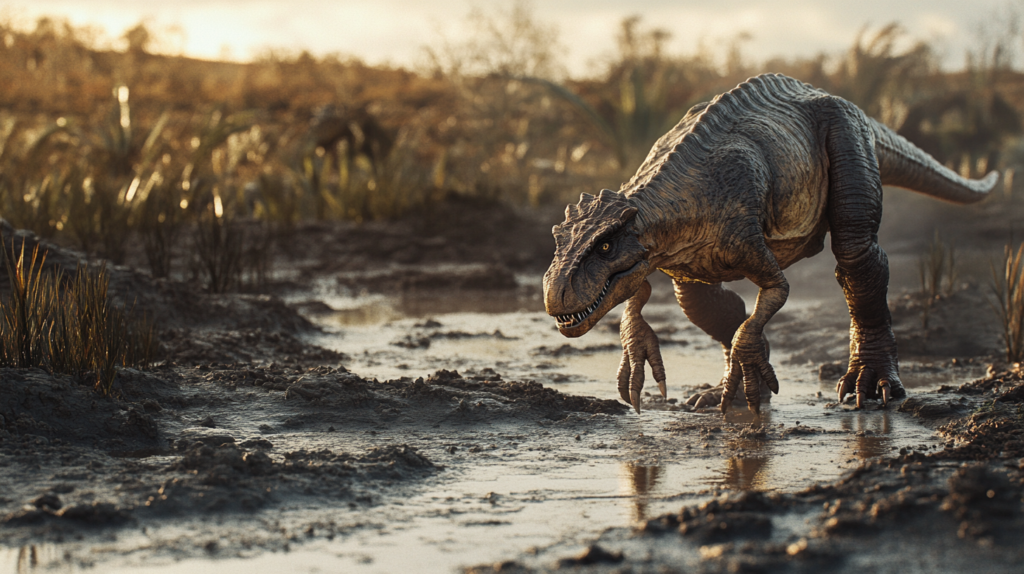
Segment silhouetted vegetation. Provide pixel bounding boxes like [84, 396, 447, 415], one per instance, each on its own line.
[0, 4, 1023, 290]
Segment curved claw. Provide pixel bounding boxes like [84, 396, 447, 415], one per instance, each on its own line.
[855, 368, 874, 410]
[657, 380, 667, 399]
[837, 370, 855, 404]
[742, 364, 761, 415]
[720, 367, 741, 415]
[880, 380, 891, 407]
[630, 390, 641, 414]
[617, 352, 631, 405]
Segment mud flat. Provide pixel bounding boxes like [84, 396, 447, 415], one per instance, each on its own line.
[1, 193, 1023, 572]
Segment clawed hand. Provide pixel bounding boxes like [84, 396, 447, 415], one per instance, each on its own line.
[617, 280, 665, 413]
[617, 311, 666, 413]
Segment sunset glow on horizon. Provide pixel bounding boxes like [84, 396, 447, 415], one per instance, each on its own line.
[0, 0, 1017, 75]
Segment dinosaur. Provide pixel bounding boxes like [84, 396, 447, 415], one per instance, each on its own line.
[542, 73, 997, 416]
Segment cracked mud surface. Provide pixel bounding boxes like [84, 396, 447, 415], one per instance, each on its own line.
[3, 193, 1024, 573]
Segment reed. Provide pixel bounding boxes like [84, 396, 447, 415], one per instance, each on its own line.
[0, 238, 155, 394]
[991, 242, 1024, 362]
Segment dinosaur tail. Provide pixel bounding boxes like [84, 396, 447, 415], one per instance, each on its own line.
[870, 118, 997, 204]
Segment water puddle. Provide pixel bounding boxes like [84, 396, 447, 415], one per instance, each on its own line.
[3, 287, 983, 574]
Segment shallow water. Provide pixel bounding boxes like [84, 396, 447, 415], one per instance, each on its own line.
[3, 284, 983, 574]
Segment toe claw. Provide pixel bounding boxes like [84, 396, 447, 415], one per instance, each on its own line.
[657, 380, 667, 398]
[630, 390, 641, 414]
[619, 388, 631, 406]
[856, 392, 865, 409]
[880, 381, 891, 406]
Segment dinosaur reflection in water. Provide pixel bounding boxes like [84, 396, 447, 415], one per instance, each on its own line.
[622, 463, 662, 522]
[840, 411, 894, 460]
[722, 456, 770, 491]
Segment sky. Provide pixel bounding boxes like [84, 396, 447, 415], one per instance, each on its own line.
[0, 0, 1018, 76]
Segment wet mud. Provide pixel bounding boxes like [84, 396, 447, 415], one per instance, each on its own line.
[2, 193, 1023, 573]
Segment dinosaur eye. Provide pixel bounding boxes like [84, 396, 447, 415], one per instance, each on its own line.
[599, 242, 611, 253]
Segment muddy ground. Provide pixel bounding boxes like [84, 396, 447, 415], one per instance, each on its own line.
[2, 190, 1024, 573]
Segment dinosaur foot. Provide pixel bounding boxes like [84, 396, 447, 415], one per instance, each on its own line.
[685, 381, 773, 410]
[835, 364, 906, 408]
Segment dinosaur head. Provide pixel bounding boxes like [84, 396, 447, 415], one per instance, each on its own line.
[543, 189, 651, 337]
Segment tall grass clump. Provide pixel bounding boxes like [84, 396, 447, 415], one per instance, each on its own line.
[918, 231, 958, 328]
[991, 242, 1024, 362]
[0, 239, 155, 394]
[919, 231, 958, 299]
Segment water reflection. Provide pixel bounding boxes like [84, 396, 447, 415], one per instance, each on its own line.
[324, 300, 402, 326]
[6, 543, 77, 573]
[722, 411, 774, 491]
[840, 411, 894, 460]
[721, 456, 770, 491]
[621, 463, 662, 522]
[323, 292, 542, 326]
[16, 545, 38, 573]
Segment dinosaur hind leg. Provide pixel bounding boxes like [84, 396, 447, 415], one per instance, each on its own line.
[673, 280, 771, 409]
[824, 106, 906, 407]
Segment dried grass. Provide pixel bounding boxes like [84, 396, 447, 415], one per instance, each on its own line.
[0, 239, 154, 394]
[991, 242, 1024, 362]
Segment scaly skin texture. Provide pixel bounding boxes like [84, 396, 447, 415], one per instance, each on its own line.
[543, 74, 998, 417]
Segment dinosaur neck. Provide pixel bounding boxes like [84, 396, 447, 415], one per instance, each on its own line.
[627, 182, 704, 269]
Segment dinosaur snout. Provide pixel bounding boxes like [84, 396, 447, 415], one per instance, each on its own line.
[542, 267, 581, 317]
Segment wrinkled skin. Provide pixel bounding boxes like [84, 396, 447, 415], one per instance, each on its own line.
[543, 74, 996, 417]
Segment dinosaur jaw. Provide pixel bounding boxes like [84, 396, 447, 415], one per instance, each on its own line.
[552, 260, 649, 337]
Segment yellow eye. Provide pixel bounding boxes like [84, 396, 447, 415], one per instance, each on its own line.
[600, 242, 611, 252]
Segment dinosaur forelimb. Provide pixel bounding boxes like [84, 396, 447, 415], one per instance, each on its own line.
[721, 274, 788, 417]
[617, 279, 666, 413]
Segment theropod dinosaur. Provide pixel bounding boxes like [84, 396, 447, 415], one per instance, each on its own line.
[543, 73, 997, 416]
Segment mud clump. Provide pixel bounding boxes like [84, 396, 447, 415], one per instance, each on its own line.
[897, 395, 970, 424]
[941, 464, 1020, 543]
[3, 501, 133, 528]
[282, 368, 627, 421]
[145, 442, 436, 516]
[161, 327, 346, 367]
[0, 368, 160, 450]
[937, 374, 1024, 461]
[557, 545, 624, 567]
[641, 491, 779, 542]
[417, 369, 627, 417]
